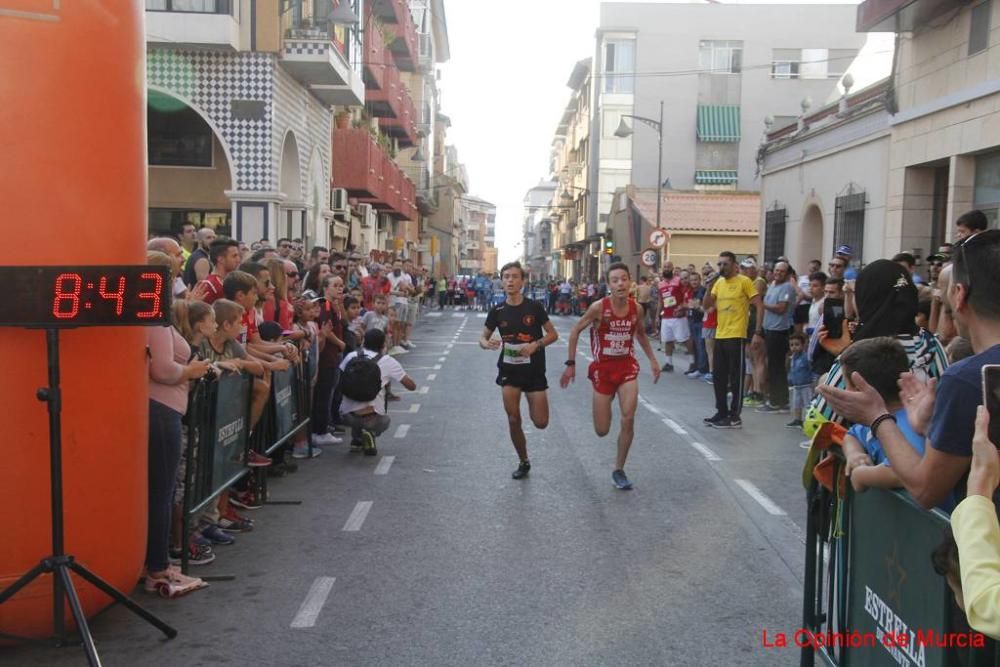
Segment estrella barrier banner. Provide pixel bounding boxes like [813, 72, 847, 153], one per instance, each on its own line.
[271, 366, 297, 443]
[210, 372, 251, 497]
[846, 490, 960, 666]
[802, 474, 998, 666]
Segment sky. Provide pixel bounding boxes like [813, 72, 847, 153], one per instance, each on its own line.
[437, 0, 865, 265]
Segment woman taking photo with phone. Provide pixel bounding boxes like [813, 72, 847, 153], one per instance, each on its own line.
[811, 259, 949, 425]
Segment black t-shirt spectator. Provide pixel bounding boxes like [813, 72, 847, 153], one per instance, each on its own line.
[183, 247, 209, 288]
[317, 300, 344, 368]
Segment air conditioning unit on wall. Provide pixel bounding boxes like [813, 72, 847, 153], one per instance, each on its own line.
[358, 203, 375, 228]
[331, 188, 349, 218]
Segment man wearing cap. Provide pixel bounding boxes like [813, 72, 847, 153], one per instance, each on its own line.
[836, 245, 858, 280]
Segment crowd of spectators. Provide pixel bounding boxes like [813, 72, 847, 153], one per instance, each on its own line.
[143, 230, 425, 596]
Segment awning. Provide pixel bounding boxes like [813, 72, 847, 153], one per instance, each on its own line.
[696, 105, 741, 142]
[694, 170, 739, 185]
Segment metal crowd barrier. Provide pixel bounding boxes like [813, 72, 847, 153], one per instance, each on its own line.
[802, 448, 999, 666]
[179, 347, 313, 574]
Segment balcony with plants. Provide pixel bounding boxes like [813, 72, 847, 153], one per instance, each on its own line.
[332, 121, 417, 221]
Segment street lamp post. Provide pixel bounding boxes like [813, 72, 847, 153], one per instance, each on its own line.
[615, 100, 665, 267]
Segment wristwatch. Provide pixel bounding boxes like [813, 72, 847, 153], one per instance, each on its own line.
[564, 359, 576, 367]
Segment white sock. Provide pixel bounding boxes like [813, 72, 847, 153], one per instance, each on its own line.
[665, 355, 673, 365]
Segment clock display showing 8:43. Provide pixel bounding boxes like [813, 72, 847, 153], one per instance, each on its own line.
[0, 266, 171, 328]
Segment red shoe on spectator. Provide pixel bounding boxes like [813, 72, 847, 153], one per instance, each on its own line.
[218, 509, 254, 533]
[230, 489, 263, 511]
[247, 451, 272, 467]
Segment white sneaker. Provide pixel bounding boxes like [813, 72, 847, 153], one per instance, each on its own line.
[389, 346, 408, 355]
[405, 341, 416, 349]
[311, 433, 339, 446]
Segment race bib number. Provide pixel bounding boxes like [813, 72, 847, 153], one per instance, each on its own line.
[602, 340, 629, 357]
[502, 342, 531, 365]
[663, 295, 677, 308]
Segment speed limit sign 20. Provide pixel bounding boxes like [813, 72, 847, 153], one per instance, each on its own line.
[641, 248, 659, 267]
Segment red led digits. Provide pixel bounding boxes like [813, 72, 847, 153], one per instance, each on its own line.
[137, 272, 164, 319]
[52, 273, 82, 319]
[98, 275, 126, 316]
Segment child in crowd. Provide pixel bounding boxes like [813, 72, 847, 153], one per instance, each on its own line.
[363, 294, 390, 334]
[349, 288, 365, 315]
[344, 295, 364, 349]
[839, 338, 952, 509]
[947, 335, 974, 364]
[169, 300, 220, 568]
[291, 293, 324, 459]
[786, 332, 813, 430]
[198, 299, 267, 534]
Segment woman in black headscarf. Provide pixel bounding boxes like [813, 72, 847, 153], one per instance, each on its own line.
[811, 259, 948, 425]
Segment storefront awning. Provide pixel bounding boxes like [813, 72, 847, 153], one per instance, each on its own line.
[696, 105, 741, 142]
[694, 170, 739, 185]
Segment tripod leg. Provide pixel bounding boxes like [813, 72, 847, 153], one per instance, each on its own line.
[69, 562, 177, 639]
[56, 566, 101, 667]
[0, 561, 48, 604]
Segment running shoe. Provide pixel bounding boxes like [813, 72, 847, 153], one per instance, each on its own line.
[661, 363, 674, 373]
[684, 370, 702, 379]
[512, 460, 531, 479]
[786, 419, 804, 429]
[708, 417, 741, 429]
[311, 433, 341, 446]
[218, 510, 254, 533]
[704, 412, 725, 424]
[247, 451, 272, 467]
[388, 346, 408, 355]
[405, 341, 417, 349]
[198, 523, 235, 546]
[612, 469, 633, 490]
[329, 424, 347, 435]
[292, 443, 322, 459]
[350, 439, 364, 453]
[230, 490, 263, 511]
[169, 541, 215, 566]
[743, 394, 764, 408]
[362, 430, 378, 457]
[755, 404, 781, 414]
[399, 341, 412, 350]
[702, 373, 714, 383]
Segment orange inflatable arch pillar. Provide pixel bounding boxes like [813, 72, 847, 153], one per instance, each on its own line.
[0, 3, 150, 639]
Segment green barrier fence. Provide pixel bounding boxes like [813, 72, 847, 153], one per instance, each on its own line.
[801, 455, 998, 666]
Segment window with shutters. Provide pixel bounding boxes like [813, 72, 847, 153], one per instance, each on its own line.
[834, 189, 867, 265]
[764, 208, 787, 264]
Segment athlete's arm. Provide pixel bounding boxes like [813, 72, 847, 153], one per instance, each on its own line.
[521, 320, 559, 357]
[560, 301, 602, 388]
[400, 374, 417, 391]
[479, 326, 501, 350]
[634, 318, 661, 384]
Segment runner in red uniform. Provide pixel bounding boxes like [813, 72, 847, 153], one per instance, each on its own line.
[560, 263, 661, 489]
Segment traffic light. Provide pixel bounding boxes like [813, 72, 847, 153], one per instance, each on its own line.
[603, 235, 614, 255]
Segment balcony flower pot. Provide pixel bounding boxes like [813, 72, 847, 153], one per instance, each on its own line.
[335, 112, 351, 130]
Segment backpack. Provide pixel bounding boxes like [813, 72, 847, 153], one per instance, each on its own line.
[340, 352, 384, 402]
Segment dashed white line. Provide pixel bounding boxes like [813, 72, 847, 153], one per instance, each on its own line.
[688, 441, 722, 462]
[290, 577, 336, 628]
[438, 356, 446, 362]
[427, 373, 437, 381]
[394, 424, 411, 438]
[433, 364, 442, 369]
[734, 480, 787, 516]
[342, 501, 373, 531]
[662, 418, 688, 435]
[638, 396, 663, 416]
[374, 456, 395, 475]
[426, 312, 442, 318]
[418, 386, 430, 394]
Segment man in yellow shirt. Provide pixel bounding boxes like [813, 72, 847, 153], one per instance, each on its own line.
[702, 251, 764, 428]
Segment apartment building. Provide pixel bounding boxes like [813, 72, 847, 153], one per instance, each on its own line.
[522, 180, 559, 279]
[146, 0, 365, 247]
[588, 2, 868, 251]
[456, 195, 497, 275]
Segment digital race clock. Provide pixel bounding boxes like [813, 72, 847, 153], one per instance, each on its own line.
[0, 266, 171, 328]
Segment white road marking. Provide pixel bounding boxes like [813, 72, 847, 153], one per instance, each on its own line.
[662, 418, 688, 435]
[637, 396, 662, 416]
[433, 364, 442, 369]
[688, 441, 722, 462]
[418, 386, 430, 394]
[442, 350, 450, 355]
[452, 313, 465, 318]
[290, 577, 336, 628]
[438, 356, 446, 362]
[394, 424, 411, 438]
[374, 456, 395, 475]
[427, 373, 437, 381]
[477, 313, 487, 318]
[426, 312, 442, 317]
[446, 344, 454, 349]
[342, 502, 373, 531]
[734, 480, 787, 516]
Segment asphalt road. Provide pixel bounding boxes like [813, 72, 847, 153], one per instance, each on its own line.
[4, 307, 812, 666]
